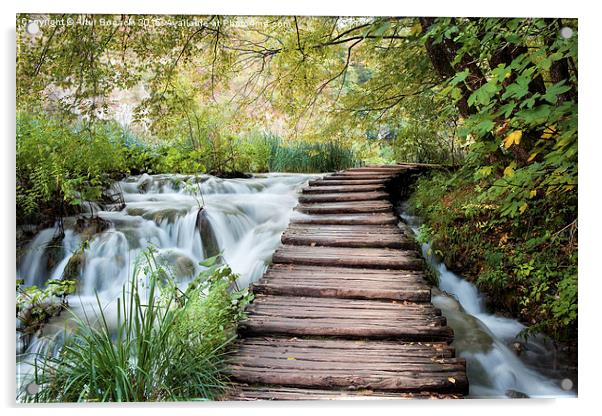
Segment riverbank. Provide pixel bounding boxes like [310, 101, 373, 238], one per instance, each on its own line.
[399, 204, 576, 398]
[406, 170, 577, 345]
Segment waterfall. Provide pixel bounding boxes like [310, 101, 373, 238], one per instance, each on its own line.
[16, 173, 313, 365]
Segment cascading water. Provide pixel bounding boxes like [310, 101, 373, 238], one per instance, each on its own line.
[16, 172, 314, 387]
[399, 204, 577, 398]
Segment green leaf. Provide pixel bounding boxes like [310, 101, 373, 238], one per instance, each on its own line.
[543, 81, 572, 104]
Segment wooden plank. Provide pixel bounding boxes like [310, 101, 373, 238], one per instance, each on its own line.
[264, 264, 427, 284]
[226, 338, 466, 393]
[281, 224, 415, 249]
[298, 191, 389, 204]
[236, 337, 455, 353]
[308, 179, 389, 186]
[290, 213, 398, 226]
[327, 173, 397, 180]
[240, 296, 451, 341]
[224, 385, 462, 400]
[345, 167, 407, 173]
[302, 184, 385, 194]
[297, 201, 393, 214]
[253, 280, 429, 302]
[272, 245, 423, 270]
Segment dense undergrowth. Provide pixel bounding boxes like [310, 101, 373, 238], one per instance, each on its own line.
[409, 170, 577, 342]
[22, 250, 252, 402]
[16, 112, 361, 226]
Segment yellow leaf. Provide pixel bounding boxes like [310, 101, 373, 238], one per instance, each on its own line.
[503, 164, 515, 177]
[541, 124, 557, 140]
[519, 203, 528, 214]
[529, 189, 537, 198]
[503, 130, 522, 149]
[499, 233, 509, 245]
[410, 22, 422, 35]
[527, 152, 539, 162]
[448, 377, 456, 384]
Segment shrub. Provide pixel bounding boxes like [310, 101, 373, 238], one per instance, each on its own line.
[23, 250, 252, 402]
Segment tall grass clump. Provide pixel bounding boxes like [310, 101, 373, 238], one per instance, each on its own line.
[263, 134, 358, 173]
[23, 249, 252, 402]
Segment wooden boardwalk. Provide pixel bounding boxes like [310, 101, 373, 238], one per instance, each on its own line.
[223, 165, 467, 400]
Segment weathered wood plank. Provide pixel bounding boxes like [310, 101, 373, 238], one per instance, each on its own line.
[290, 213, 398, 225]
[298, 191, 389, 204]
[237, 337, 455, 353]
[252, 282, 429, 302]
[224, 385, 462, 400]
[239, 296, 451, 341]
[297, 201, 393, 214]
[272, 245, 423, 270]
[302, 184, 385, 194]
[322, 174, 395, 180]
[226, 338, 467, 393]
[345, 167, 407, 173]
[308, 179, 389, 186]
[281, 224, 415, 249]
[264, 264, 427, 283]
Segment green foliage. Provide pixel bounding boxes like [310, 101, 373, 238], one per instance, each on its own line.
[409, 171, 577, 341]
[24, 250, 251, 402]
[432, 18, 577, 220]
[16, 113, 154, 223]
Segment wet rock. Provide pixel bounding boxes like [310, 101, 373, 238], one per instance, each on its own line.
[143, 208, 187, 224]
[175, 256, 195, 277]
[62, 252, 85, 280]
[505, 389, 530, 399]
[197, 209, 220, 258]
[126, 207, 147, 217]
[75, 216, 111, 241]
[137, 174, 153, 193]
[511, 341, 524, 356]
[45, 234, 66, 271]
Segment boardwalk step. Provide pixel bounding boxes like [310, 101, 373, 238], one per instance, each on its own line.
[297, 201, 392, 214]
[298, 192, 388, 204]
[308, 179, 389, 186]
[255, 264, 430, 301]
[225, 385, 463, 400]
[327, 173, 396, 180]
[302, 184, 385, 194]
[290, 213, 398, 226]
[240, 295, 451, 341]
[282, 224, 415, 249]
[345, 166, 407, 173]
[226, 337, 466, 392]
[272, 245, 423, 269]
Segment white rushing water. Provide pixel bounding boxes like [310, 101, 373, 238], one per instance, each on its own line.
[400, 207, 576, 399]
[16, 173, 314, 384]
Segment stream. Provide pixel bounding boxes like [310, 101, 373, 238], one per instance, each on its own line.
[16, 174, 576, 399]
[399, 204, 577, 398]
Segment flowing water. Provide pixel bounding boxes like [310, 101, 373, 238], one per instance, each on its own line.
[16, 173, 576, 399]
[399, 204, 577, 399]
[16, 173, 315, 388]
